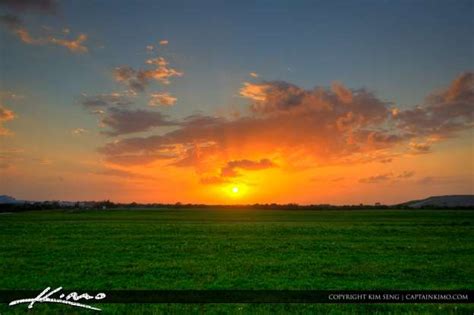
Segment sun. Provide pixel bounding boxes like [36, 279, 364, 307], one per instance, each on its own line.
[224, 184, 246, 199]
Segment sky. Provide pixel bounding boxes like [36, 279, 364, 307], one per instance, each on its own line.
[0, 0, 472, 204]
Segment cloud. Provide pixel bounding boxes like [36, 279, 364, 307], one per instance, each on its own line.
[359, 173, 392, 184]
[240, 81, 388, 122]
[0, 105, 16, 136]
[98, 80, 398, 172]
[332, 82, 353, 103]
[249, 72, 259, 78]
[0, 90, 24, 101]
[93, 167, 154, 180]
[149, 92, 177, 106]
[100, 107, 177, 136]
[159, 40, 168, 45]
[311, 176, 345, 183]
[359, 170, 415, 183]
[114, 57, 182, 92]
[239, 82, 270, 102]
[0, 14, 23, 30]
[49, 33, 88, 53]
[409, 141, 431, 154]
[0, 14, 89, 53]
[0, 0, 57, 13]
[32, 157, 52, 165]
[0, 148, 23, 168]
[103, 152, 176, 166]
[397, 171, 415, 179]
[415, 176, 467, 186]
[98, 72, 473, 186]
[220, 158, 276, 177]
[113, 66, 147, 92]
[144, 57, 183, 84]
[72, 128, 87, 135]
[200, 176, 229, 185]
[198, 157, 276, 185]
[79, 93, 133, 109]
[395, 72, 474, 139]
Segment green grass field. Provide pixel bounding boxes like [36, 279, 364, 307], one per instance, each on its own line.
[1, 209, 473, 314]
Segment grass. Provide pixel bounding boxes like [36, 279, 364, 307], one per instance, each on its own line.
[1, 208, 473, 314]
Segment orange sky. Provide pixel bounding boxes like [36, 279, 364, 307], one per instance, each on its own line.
[0, 1, 473, 204]
[1, 72, 473, 204]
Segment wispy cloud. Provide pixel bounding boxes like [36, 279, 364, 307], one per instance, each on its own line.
[0, 14, 89, 53]
[49, 33, 88, 53]
[93, 167, 154, 180]
[359, 173, 392, 184]
[0, 105, 16, 136]
[249, 72, 258, 78]
[220, 159, 276, 177]
[0, 0, 89, 54]
[113, 56, 182, 92]
[149, 92, 177, 106]
[359, 171, 415, 184]
[79, 93, 134, 110]
[100, 108, 177, 136]
[71, 128, 87, 135]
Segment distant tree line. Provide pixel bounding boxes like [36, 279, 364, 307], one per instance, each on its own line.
[0, 200, 473, 212]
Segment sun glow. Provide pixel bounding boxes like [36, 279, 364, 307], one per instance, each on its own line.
[223, 184, 246, 199]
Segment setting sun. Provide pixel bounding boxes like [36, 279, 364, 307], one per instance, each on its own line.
[223, 184, 246, 199]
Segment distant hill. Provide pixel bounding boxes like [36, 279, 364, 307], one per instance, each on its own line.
[0, 195, 21, 204]
[403, 195, 474, 208]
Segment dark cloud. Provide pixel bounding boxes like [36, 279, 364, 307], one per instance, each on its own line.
[100, 107, 178, 136]
[198, 158, 276, 186]
[97, 72, 473, 188]
[100, 80, 399, 169]
[240, 81, 389, 127]
[395, 72, 474, 139]
[113, 57, 182, 93]
[359, 170, 415, 183]
[0, 0, 57, 14]
[220, 159, 276, 177]
[397, 171, 415, 179]
[80, 93, 133, 109]
[0, 14, 23, 30]
[113, 66, 148, 93]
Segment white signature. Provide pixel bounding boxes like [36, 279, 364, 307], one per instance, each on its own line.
[9, 287, 106, 311]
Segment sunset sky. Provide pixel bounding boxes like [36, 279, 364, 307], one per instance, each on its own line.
[0, 0, 472, 204]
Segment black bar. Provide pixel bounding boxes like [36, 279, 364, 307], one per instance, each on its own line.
[1, 290, 473, 304]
